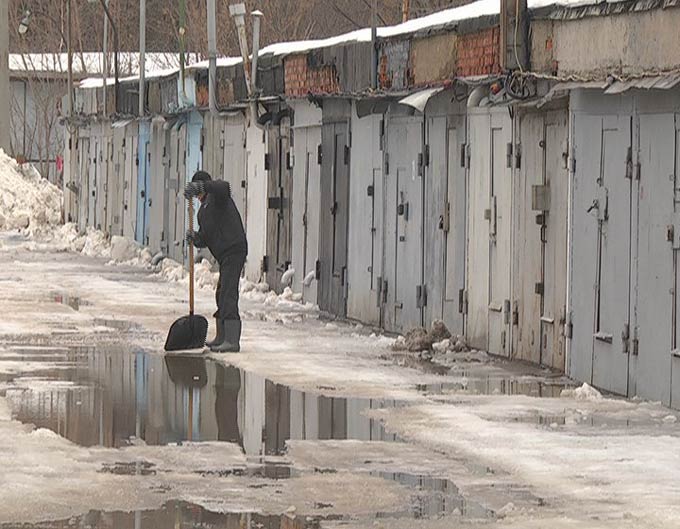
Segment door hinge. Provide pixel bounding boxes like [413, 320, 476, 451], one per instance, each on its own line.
[377, 277, 383, 307]
[416, 285, 428, 308]
[344, 145, 350, 165]
[625, 147, 633, 179]
[506, 142, 513, 169]
[261, 255, 270, 273]
[382, 279, 389, 303]
[460, 143, 467, 168]
[512, 300, 519, 326]
[441, 202, 451, 232]
[503, 299, 511, 325]
[315, 260, 321, 281]
[379, 120, 386, 151]
[385, 153, 390, 175]
[565, 311, 573, 339]
[635, 161, 641, 181]
[632, 327, 639, 356]
[367, 185, 374, 197]
[264, 153, 271, 171]
[535, 282, 544, 295]
[622, 323, 630, 354]
[317, 144, 323, 165]
[515, 142, 522, 169]
[459, 289, 468, 314]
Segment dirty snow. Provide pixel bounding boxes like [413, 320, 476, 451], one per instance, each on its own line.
[0, 149, 62, 233]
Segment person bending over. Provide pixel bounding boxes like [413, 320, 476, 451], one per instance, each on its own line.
[184, 171, 248, 352]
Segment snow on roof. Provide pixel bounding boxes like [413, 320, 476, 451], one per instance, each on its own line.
[78, 66, 181, 88]
[257, 0, 602, 57]
[73, 0, 606, 89]
[186, 57, 244, 71]
[10, 52, 198, 76]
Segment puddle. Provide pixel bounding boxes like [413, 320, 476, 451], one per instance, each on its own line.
[53, 293, 89, 311]
[370, 471, 493, 519]
[1, 344, 400, 451]
[418, 375, 572, 397]
[0, 501, 319, 529]
[93, 318, 142, 332]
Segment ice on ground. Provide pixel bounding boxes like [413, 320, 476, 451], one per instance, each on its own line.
[0, 149, 62, 234]
[560, 382, 603, 402]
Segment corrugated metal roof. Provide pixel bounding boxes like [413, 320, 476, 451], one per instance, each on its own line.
[604, 73, 680, 93]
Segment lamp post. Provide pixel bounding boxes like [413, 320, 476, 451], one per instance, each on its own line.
[14, 3, 73, 120]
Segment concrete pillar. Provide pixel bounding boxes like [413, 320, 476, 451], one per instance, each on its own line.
[0, 0, 10, 152]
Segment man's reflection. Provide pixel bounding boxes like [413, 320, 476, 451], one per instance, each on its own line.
[164, 355, 208, 441]
[215, 364, 243, 447]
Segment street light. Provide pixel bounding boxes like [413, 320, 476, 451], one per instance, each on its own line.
[14, 5, 73, 119]
[18, 9, 31, 35]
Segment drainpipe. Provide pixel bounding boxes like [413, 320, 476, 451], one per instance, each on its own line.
[251, 10, 262, 93]
[250, 10, 263, 127]
[371, 0, 377, 90]
[102, 0, 108, 115]
[98, 0, 119, 114]
[139, 0, 146, 117]
[67, 0, 73, 118]
[178, 0, 187, 99]
[207, 0, 218, 115]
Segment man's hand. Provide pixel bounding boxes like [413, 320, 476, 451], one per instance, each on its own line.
[184, 181, 206, 199]
[185, 230, 199, 246]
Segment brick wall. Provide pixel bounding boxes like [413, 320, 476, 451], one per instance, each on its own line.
[456, 26, 501, 78]
[284, 54, 340, 98]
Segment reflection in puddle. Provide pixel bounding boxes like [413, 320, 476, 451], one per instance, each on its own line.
[419, 376, 572, 397]
[53, 293, 89, 311]
[2, 346, 400, 452]
[0, 501, 319, 529]
[370, 472, 492, 519]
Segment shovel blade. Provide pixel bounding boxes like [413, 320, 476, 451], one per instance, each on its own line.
[164, 314, 209, 351]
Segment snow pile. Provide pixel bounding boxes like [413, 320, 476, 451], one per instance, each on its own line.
[110, 236, 142, 262]
[392, 320, 464, 353]
[240, 279, 274, 302]
[195, 260, 219, 289]
[0, 149, 62, 233]
[561, 383, 604, 402]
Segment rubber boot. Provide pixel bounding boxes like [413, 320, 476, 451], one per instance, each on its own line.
[206, 318, 224, 348]
[210, 320, 241, 353]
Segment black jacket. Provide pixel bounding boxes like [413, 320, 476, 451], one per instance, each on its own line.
[193, 180, 248, 262]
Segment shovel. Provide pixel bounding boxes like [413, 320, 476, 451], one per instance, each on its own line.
[164, 198, 208, 351]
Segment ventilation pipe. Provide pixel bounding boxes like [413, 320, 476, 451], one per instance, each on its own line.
[229, 3, 252, 95]
[251, 10, 262, 93]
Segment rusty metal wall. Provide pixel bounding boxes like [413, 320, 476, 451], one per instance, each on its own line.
[379, 40, 412, 91]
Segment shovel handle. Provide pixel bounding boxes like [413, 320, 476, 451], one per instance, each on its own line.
[188, 198, 195, 316]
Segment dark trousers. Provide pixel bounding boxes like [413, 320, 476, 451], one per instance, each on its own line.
[215, 253, 246, 320]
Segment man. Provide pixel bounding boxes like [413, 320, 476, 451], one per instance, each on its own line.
[184, 171, 248, 352]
